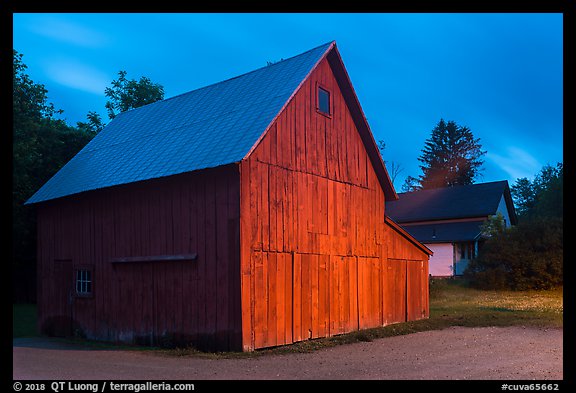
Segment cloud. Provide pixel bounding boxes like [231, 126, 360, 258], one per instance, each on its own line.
[44, 58, 109, 95]
[26, 15, 109, 48]
[487, 146, 541, 180]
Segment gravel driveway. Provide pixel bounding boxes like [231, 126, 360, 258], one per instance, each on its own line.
[13, 326, 562, 380]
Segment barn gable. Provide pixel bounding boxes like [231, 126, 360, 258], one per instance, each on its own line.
[243, 42, 397, 201]
[238, 45, 429, 350]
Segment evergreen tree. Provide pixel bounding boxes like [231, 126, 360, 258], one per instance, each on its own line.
[410, 119, 486, 190]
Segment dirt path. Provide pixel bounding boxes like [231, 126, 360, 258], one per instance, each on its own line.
[13, 326, 562, 380]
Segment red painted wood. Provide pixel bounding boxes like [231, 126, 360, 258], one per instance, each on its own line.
[383, 259, 407, 325]
[407, 260, 428, 321]
[317, 254, 329, 338]
[239, 56, 430, 350]
[37, 166, 242, 351]
[37, 50, 429, 353]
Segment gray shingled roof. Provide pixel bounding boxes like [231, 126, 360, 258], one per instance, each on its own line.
[401, 220, 486, 243]
[27, 42, 334, 204]
[385, 181, 517, 224]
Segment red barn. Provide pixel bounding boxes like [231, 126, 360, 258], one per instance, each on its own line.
[27, 41, 431, 351]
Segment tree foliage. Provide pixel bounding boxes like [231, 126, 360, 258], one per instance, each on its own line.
[105, 70, 164, 119]
[13, 50, 62, 122]
[76, 111, 105, 134]
[480, 212, 506, 238]
[13, 50, 94, 266]
[466, 163, 563, 290]
[511, 163, 563, 220]
[401, 176, 420, 193]
[13, 50, 167, 301]
[403, 119, 486, 191]
[465, 218, 563, 290]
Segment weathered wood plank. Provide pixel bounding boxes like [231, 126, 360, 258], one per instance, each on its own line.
[310, 254, 319, 338]
[317, 254, 328, 338]
[301, 253, 311, 340]
[253, 251, 265, 349]
[267, 252, 277, 347]
[292, 253, 302, 342]
[275, 252, 286, 346]
[284, 252, 293, 345]
[110, 254, 198, 263]
[37, 51, 430, 353]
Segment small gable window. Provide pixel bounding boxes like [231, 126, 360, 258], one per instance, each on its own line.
[317, 85, 331, 116]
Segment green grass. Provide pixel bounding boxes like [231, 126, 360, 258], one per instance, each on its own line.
[164, 279, 563, 358]
[12, 303, 156, 351]
[13, 304, 38, 338]
[12, 279, 563, 357]
[428, 278, 563, 329]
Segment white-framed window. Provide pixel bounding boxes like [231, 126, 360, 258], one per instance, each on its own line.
[76, 268, 93, 296]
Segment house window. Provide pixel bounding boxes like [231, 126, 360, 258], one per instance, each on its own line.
[317, 86, 331, 116]
[76, 269, 93, 295]
[458, 243, 476, 260]
[468, 243, 475, 259]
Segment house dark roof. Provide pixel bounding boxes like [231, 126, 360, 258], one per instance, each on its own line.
[28, 42, 341, 204]
[385, 181, 517, 224]
[385, 217, 433, 255]
[401, 220, 486, 243]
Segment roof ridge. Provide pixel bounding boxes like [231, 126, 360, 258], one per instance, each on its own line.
[26, 41, 336, 204]
[396, 180, 509, 196]
[118, 41, 335, 117]
[387, 180, 511, 224]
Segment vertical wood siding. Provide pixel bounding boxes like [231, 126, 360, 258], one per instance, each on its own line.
[239, 57, 429, 350]
[37, 165, 242, 351]
[37, 53, 429, 353]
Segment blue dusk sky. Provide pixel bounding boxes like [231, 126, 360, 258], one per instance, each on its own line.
[12, 13, 563, 190]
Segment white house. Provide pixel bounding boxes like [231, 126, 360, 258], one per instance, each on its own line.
[386, 181, 517, 277]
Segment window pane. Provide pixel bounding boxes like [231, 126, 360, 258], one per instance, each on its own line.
[76, 269, 92, 295]
[318, 87, 330, 114]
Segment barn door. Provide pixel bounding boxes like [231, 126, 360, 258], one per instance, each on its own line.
[252, 251, 294, 349]
[112, 263, 156, 345]
[52, 259, 73, 336]
[383, 258, 428, 324]
[382, 258, 407, 325]
[406, 260, 428, 321]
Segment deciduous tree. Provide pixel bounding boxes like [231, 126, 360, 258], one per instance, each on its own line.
[105, 70, 164, 119]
